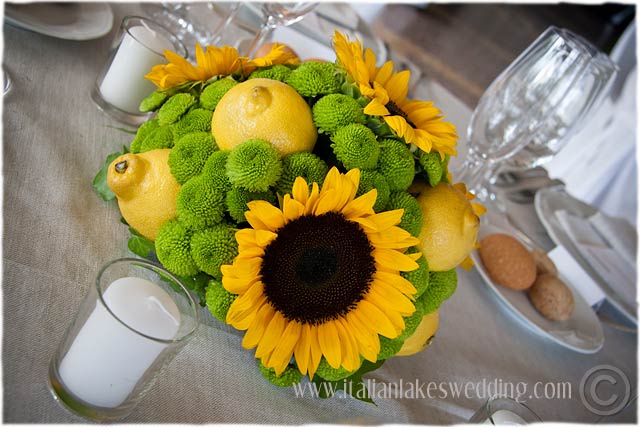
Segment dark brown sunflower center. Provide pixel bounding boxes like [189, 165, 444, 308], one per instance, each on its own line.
[385, 100, 416, 128]
[260, 211, 375, 325]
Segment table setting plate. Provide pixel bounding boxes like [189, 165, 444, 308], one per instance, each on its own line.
[5, 3, 113, 41]
[471, 223, 604, 354]
[534, 186, 637, 325]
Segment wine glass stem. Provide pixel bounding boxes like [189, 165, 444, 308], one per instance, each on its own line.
[456, 151, 501, 202]
[245, 15, 277, 57]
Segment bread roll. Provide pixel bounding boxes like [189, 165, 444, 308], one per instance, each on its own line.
[531, 249, 558, 276]
[478, 233, 537, 290]
[528, 274, 575, 321]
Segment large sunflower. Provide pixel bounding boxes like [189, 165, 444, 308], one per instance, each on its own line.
[222, 168, 421, 378]
[333, 31, 458, 160]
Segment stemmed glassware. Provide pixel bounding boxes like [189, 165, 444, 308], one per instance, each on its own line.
[243, 3, 318, 57]
[454, 26, 617, 203]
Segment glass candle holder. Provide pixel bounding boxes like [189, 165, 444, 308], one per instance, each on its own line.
[49, 258, 199, 421]
[469, 396, 542, 424]
[91, 16, 186, 126]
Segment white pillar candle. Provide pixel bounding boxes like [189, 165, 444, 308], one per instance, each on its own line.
[486, 409, 527, 425]
[58, 277, 180, 408]
[99, 24, 173, 115]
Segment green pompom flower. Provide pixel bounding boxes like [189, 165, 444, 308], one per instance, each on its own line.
[155, 220, 199, 277]
[377, 139, 415, 191]
[312, 94, 366, 135]
[418, 151, 444, 187]
[315, 358, 359, 381]
[139, 91, 168, 113]
[276, 152, 328, 196]
[285, 61, 341, 97]
[130, 119, 159, 153]
[399, 303, 426, 341]
[331, 123, 380, 170]
[226, 186, 277, 223]
[140, 126, 175, 152]
[378, 335, 404, 360]
[259, 363, 303, 387]
[168, 132, 218, 184]
[175, 175, 227, 231]
[200, 78, 238, 110]
[416, 269, 457, 314]
[387, 191, 423, 237]
[172, 108, 213, 140]
[190, 224, 238, 279]
[248, 64, 293, 82]
[401, 249, 430, 298]
[157, 93, 196, 126]
[205, 279, 237, 323]
[226, 139, 282, 192]
[357, 169, 390, 212]
[202, 150, 232, 191]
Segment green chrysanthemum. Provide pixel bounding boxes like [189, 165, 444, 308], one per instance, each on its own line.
[312, 93, 366, 134]
[315, 358, 358, 381]
[356, 169, 390, 212]
[401, 249, 430, 298]
[226, 186, 277, 223]
[130, 119, 159, 153]
[418, 151, 445, 187]
[416, 269, 457, 314]
[157, 93, 196, 126]
[275, 152, 328, 196]
[190, 225, 238, 279]
[399, 303, 426, 340]
[200, 77, 238, 111]
[202, 150, 232, 191]
[259, 363, 303, 387]
[226, 139, 282, 192]
[168, 132, 218, 184]
[175, 175, 227, 230]
[172, 108, 213, 140]
[155, 219, 199, 277]
[285, 61, 341, 97]
[387, 191, 423, 237]
[140, 126, 175, 152]
[205, 279, 237, 323]
[378, 138, 415, 191]
[139, 90, 168, 113]
[331, 123, 380, 170]
[378, 336, 404, 360]
[248, 64, 293, 82]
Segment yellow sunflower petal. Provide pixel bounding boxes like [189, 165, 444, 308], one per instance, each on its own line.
[460, 256, 475, 270]
[334, 319, 360, 372]
[282, 194, 305, 223]
[472, 202, 487, 216]
[242, 303, 276, 349]
[366, 227, 420, 249]
[374, 271, 418, 296]
[353, 300, 398, 339]
[293, 323, 312, 375]
[317, 321, 341, 369]
[292, 176, 310, 205]
[269, 321, 302, 375]
[385, 70, 411, 103]
[341, 189, 377, 220]
[246, 200, 285, 231]
[363, 98, 390, 116]
[374, 248, 420, 272]
[368, 279, 416, 315]
[255, 310, 287, 359]
[341, 315, 378, 363]
[308, 326, 323, 380]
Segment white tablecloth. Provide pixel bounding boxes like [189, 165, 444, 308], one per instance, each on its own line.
[3, 3, 636, 423]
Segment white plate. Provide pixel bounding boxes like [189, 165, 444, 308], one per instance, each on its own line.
[471, 223, 604, 354]
[5, 3, 113, 41]
[534, 187, 637, 324]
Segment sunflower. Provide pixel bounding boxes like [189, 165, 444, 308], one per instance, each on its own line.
[240, 42, 300, 76]
[221, 167, 421, 378]
[332, 31, 458, 160]
[145, 44, 241, 89]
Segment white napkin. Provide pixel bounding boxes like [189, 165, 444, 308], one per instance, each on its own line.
[548, 245, 606, 307]
[589, 211, 637, 266]
[555, 209, 637, 306]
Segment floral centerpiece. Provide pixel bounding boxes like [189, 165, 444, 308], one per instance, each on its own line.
[94, 31, 484, 401]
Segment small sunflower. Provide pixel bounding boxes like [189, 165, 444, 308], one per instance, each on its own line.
[240, 42, 300, 76]
[146, 44, 241, 89]
[222, 167, 421, 378]
[332, 31, 458, 160]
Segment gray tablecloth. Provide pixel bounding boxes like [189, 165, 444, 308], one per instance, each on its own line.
[3, 3, 637, 423]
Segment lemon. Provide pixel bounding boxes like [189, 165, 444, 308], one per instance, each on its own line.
[107, 149, 180, 241]
[396, 311, 439, 356]
[211, 78, 317, 156]
[416, 182, 480, 271]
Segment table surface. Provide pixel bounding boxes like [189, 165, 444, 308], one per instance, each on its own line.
[3, 3, 637, 424]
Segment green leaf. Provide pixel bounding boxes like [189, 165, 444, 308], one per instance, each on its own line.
[92, 151, 122, 201]
[312, 359, 385, 404]
[178, 272, 211, 306]
[105, 125, 138, 134]
[127, 234, 156, 259]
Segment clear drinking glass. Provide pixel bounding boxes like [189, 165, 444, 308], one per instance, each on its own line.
[469, 396, 542, 424]
[49, 258, 199, 421]
[244, 2, 318, 57]
[455, 26, 617, 201]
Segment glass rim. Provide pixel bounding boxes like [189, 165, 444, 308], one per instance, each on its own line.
[545, 25, 615, 67]
[486, 396, 542, 424]
[95, 257, 199, 344]
[121, 15, 187, 59]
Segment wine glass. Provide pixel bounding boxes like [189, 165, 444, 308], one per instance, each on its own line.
[243, 3, 318, 57]
[454, 27, 617, 203]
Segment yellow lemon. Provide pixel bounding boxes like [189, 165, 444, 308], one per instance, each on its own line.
[211, 78, 317, 156]
[107, 149, 180, 241]
[396, 311, 439, 356]
[416, 182, 480, 271]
